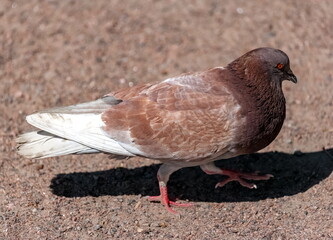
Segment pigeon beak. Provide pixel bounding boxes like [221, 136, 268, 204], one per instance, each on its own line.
[286, 69, 297, 83]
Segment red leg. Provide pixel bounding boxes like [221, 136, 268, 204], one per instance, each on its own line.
[147, 164, 193, 214]
[148, 181, 193, 214]
[201, 162, 273, 189]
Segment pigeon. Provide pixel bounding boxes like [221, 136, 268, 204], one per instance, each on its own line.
[17, 47, 297, 213]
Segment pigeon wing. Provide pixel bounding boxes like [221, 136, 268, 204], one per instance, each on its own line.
[102, 68, 244, 161]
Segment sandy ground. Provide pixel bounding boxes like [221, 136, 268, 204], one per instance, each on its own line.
[1, 0, 333, 239]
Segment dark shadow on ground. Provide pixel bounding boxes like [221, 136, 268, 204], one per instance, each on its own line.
[50, 148, 333, 203]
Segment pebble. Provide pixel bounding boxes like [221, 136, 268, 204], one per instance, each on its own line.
[35, 164, 44, 170]
[14, 91, 23, 98]
[236, 8, 244, 14]
[286, 138, 292, 144]
[94, 224, 102, 230]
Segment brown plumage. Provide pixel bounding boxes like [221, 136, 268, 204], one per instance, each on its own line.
[17, 47, 297, 213]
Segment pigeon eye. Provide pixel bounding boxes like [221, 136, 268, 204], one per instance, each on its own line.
[277, 63, 284, 69]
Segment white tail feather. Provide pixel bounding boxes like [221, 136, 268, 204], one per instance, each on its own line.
[17, 97, 135, 159]
[16, 131, 99, 158]
[25, 112, 134, 156]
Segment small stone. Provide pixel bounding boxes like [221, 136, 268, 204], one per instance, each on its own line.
[236, 8, 244, 14]
[36, 164, 44, 170]
[94, 224, 102, 230]
[119, 78, 126, 84]
[161, 69, 168, 75]
[134, 201, 141, 209]
[14, 91, 23, 98]
[150, 222, 160, 228]
[286, 138, 292, 144]
[158, 222, 168, 228]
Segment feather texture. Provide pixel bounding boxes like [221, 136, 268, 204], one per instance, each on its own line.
[16, 130, 99, 158]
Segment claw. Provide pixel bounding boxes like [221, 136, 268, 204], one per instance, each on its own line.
[148, 185, 193, 214]
[215, 169, 273, 189]
[201, 163, 273, 189]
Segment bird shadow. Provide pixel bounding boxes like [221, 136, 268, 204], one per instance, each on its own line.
[50, 148, 333, 203]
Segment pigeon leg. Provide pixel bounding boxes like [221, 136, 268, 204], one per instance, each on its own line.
[200, 162, 273, 189]
[148, 164, 193, 214]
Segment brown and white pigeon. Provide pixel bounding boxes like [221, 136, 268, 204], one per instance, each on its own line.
[17, 47, 297, 213]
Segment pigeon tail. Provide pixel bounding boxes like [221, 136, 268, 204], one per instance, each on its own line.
[16, 130, 99, 159]
[17, 97, 135, 158]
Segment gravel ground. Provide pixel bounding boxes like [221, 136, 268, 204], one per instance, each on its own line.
[1, 0, 333, 239]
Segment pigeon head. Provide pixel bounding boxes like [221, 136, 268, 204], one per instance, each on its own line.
[254, 48, 297, 84]
[228, 47, 297, 86]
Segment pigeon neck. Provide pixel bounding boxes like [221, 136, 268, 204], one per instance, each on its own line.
[226, 57, 284, 100]
[225, 60, 286, 154]
[228, 56, 267, 85]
